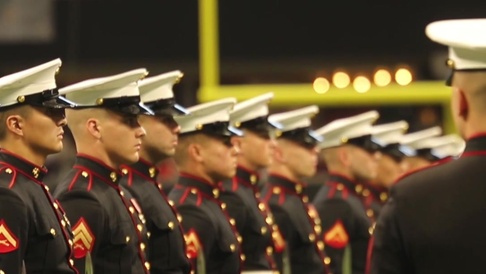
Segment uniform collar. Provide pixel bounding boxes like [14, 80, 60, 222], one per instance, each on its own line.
[75, 154, 122, 184]
[0, 149, 47, 181]
[464, 134, 486, 154]
[122, 158, 158, 181]
[178, 172, 222, 199]
[328, 172, 364, 196]
[267, 173, 307, 195]
[235, 165, 259, 186]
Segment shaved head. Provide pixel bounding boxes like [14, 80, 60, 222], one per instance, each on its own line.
[450, 70, 486, 138]
[173, 134, 207, 166]
[454, 71, 486, 113]
[66, 108, 107, 142]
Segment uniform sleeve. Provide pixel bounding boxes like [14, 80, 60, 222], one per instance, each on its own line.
[57, 192, 105, 274]
[267, 204, 290, 273]
[315, 199, 353, 274]
[177, 204, 215, 274]
[0, 188, 28, 274]
[220, 193, 248, 233]
[268, 205, 290, 242]
[368, 197, 408, 274]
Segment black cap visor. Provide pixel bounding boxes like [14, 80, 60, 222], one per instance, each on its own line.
[144, 98, 189, 116]
[380, 143, 416, 163]
[15, 88, 77, 109]
[346, 135, 382, 154]
[236, 116, 283, 139]
[415, 148, 441, 162]
[279, 127, 322, 149]
[73, 95, 154, 115]
[181, 121, 243, 138]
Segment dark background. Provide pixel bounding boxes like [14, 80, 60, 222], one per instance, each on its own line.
[3, 1, 486, 82]
[2, 0, 485, 108]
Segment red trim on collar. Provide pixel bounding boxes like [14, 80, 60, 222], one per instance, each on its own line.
[73, 155, 122, 189]
[392, 161, 443, 185]
[179, 172, 218, 187]
[0, 161, 42, 184]
[122, 164, 155, 183]
[0, 149, 47, 172]
[461, 150, 486, 157]
[73, 165, 121, 190]
[76, 153, 120, 174]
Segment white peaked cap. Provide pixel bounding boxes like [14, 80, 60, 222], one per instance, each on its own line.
[426, 19, 486, 70]
[0, 58, 61, 107]
[372, 120, 409, 146]
[175, 98, 238, 134]
[60, 68, 148, 104]
[268, 105, 319, 132]
[400, 126, 443, 149]
[138, 70, 183, 102]
[430, 134, 466, 159]
[230, 92, 273, 125]
[316, 110, 379, 149]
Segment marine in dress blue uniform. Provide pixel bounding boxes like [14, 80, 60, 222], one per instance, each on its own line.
[0, 59, 78, 274]
[168, 98, 243, 274]
[363, 121, 411, 218]
[403, 131, 466, 170]
[54, 69, 153, 274]
[120, 70, 192, 274]
[369, 19, 486, 274]
[399, 126, 443, 173]
[312, 111, 381, 274]
[261, 106, 331, 274]
[220, 93, 285, 274]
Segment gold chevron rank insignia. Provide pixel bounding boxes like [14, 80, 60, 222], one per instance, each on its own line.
[184, 229, 201, 259]
[324, 220, 349, 249]
[0, 220, 18, 253]
[72, 218, 95, 259]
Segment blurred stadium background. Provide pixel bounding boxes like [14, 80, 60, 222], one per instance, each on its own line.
[2, 0, 485, 190]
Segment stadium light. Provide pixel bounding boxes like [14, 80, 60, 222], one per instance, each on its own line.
[313, 77, 330, 94]
[332, 71, 351, 89]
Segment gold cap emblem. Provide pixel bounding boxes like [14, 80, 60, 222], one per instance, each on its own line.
[446, 59, 455, 69]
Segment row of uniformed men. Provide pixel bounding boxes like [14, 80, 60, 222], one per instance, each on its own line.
[0, 56, 466, 274]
